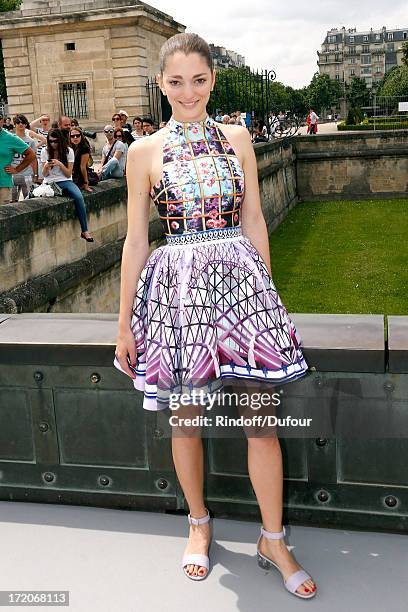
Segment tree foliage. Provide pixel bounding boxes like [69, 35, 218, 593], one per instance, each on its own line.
[306, 72, 342, 113]
[0, 0, 22, 11]
[344, 77, 370, 108]
[378, 65, 408, 97]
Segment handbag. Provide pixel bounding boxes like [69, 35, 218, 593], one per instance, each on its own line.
[87, 167, 99, 186]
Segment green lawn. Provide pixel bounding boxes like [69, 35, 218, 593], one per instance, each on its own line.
[269, 198, 408, 315]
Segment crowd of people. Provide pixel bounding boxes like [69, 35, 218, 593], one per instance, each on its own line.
[0, 109, 163, 241]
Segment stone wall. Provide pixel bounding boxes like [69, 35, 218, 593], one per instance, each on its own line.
[295, 130, 408, 200]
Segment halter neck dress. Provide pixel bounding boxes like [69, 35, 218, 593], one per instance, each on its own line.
[113, 114, 308, 410]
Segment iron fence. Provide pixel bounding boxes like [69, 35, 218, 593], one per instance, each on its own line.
[370, 95, 408, 130]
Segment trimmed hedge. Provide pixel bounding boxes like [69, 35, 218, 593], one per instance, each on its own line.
[337, 121, 408, 131]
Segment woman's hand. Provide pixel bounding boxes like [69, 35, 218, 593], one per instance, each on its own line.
[50, 159, 62, 168]
[82, 184, 93, 193]
[115, 327, 137, 379]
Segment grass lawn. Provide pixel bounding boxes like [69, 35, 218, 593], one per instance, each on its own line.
[269, 198, 408, 315]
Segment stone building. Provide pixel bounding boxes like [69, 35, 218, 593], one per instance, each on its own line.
[209, 44, 245, 70]
[318, 25, 407, 90]
[0, 0, 185, 128]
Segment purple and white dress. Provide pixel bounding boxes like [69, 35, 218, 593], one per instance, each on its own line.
[113, 115, 308, 410]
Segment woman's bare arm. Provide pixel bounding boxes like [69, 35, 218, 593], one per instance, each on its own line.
[117, 139, 152, 333]
[238, 128, 272, 276]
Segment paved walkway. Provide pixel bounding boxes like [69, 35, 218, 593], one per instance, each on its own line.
[0, 501, 406, 611]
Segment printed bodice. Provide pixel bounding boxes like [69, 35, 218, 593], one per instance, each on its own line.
[150, 115, 245, 236]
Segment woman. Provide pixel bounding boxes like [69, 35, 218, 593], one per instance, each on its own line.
[113, 33, 316, 599]
[41, 128, 94, 242]
[70, 126, 93, 193]
[131, 116, 144, 140]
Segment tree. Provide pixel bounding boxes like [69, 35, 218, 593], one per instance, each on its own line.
[378, 65, 408, 97]
[0, 0, 22, 101]
[306, 72, 342, 114]
[401, 41, 408, 68]
[344, 77, 370, 108]
[0, 0, 21, 11]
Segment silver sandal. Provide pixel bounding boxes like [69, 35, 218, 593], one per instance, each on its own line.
[181, 508, 212, 581]
[256, 525, 317, 599]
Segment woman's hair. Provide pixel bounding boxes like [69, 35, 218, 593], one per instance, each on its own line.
[13, 114, 30, 127]
[133, 116, 143, 124]
[46, 128, 68, 167]
[70, 126, 91, 156]
[159, 32, 213, 74]
[113, 127, 125, 139]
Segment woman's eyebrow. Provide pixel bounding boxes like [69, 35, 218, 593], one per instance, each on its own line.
[168, 73, 207, 79]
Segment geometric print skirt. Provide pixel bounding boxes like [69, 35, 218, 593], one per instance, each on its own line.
[113, 229, 309, 411]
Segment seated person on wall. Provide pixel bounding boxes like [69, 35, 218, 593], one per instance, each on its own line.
[0, 112, 36, 205]
[69, 126, 95, 193]
[41, 128, 94, 242]
[98, 125, 127, 181]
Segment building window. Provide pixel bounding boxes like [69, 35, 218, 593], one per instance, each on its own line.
[335, 74, 340, 80]
[64, 42, 76, 51]
[59, 82, 88, 119]
[361, 67, 371, 75]
[375, 33, 381, 41]
[349, 36, 355, 43]
[350, 69, 355, 76]
[328, 35, 337, 43]
[335, 44, 339, 50]
[335, 53, 339, 61]
[387, 32, 393, 40]
[363, 35, 368, 42]
[350, 57, 356, 64]
[361, 55, 371, 64]
[362, 45, 370, 53]
[387, 43, 394, 51]
[404, 32, 407, 40]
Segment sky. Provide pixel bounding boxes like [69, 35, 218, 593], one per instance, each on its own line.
[148, 0, 407, 89]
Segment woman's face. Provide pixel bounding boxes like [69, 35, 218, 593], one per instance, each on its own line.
[114, 131, 124, 141]
[70, 130, 82, 146]
[133, 119, 142, 130]
[159, 51, 215, 121]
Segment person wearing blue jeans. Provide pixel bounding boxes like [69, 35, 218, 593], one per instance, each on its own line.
[99, 126, 128, 181]
[40, 128, 94, 242]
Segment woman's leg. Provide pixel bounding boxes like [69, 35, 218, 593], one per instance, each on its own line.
[171, 405, 211, 578]
[59, 180, 89, 232]
[101, 158, 123, 180]
[247, 436, 316, 595]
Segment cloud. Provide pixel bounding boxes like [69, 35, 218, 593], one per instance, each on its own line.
[150, 0, 407, 88]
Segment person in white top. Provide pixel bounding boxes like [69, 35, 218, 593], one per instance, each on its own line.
[41, 128, 93, 241]
[307, 108, 319, 135]
[131, 116, 145, 140]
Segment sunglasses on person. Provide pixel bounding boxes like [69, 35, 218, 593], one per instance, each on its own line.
[112, 116, 121, 121]
[104, 128, 114, 134]
[70, 133, 81, 139]
[48, 138, 59, 143]
[114, 133, 123, 138]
